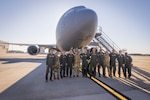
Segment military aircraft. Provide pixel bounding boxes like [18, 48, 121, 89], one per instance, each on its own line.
[5, 6, 98, 55]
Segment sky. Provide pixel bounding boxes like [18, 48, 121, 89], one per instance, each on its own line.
[0, 0, 150, 54]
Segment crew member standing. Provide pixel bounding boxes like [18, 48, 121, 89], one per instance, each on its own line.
[73, 49, 80, 77]
[109, 49, 117, 77]
[54, 52, 60, 80]
[67, 49, 74, 77]
[97, 48, 105, 77]
[59, 51, 67, 78]
[117, 50, 125, 77]
[90, 48, 98, 77]
[104, 51, 110, 77]
[45, 48, 55, 82]
[124, 52, 132, 78]
[80, 48, 89, 77]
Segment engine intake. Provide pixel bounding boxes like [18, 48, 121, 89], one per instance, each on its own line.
[27, 45, 40, 55]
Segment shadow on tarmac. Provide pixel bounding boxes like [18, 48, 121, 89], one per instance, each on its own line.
[0, 58, 45, 64]
[0, 59, 150, 100]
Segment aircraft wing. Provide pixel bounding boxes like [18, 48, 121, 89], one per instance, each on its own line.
[2, 42, 56, 48]
[1, 42, 58, 55]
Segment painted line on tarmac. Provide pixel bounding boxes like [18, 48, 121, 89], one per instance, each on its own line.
[86, 74, 131, 100]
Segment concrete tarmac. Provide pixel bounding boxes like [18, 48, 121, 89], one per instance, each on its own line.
[0, 53, 150, 100]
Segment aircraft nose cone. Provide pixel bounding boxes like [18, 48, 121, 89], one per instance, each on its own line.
[74, 6, 98, 31]
[56, 6, 98, 51]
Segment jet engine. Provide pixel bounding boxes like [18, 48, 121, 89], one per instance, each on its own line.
[27, 45, 40, 55]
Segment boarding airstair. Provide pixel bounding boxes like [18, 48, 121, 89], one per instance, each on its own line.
[93, 27, 121, 53]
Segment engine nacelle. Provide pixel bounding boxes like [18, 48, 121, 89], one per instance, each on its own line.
[27, 45, 40, 55]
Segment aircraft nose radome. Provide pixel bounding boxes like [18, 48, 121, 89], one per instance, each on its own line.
[74, 8, 97, 28]
[56, 6, 98, 51]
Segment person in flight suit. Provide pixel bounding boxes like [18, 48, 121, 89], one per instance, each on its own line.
[89, 48, 98, 77]
[97, 48, 106, 77]
[104, 51, 110, 77]
[67, 49, 74, 77]
[45, 48, 55, 82]
[54, 51, 60, 80]
[109, 49, 117, 77]
[124, 52, 132, 78]
[73, 49, 80, 77]
[80, 48, 90, 77]
[117, 50, 125, 78]
[59, 51, 67, 78]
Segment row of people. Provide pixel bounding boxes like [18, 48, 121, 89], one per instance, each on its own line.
[89, 48, 132, 78]
[45, 49, 80, 82]
[45, 47, 132, 82]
